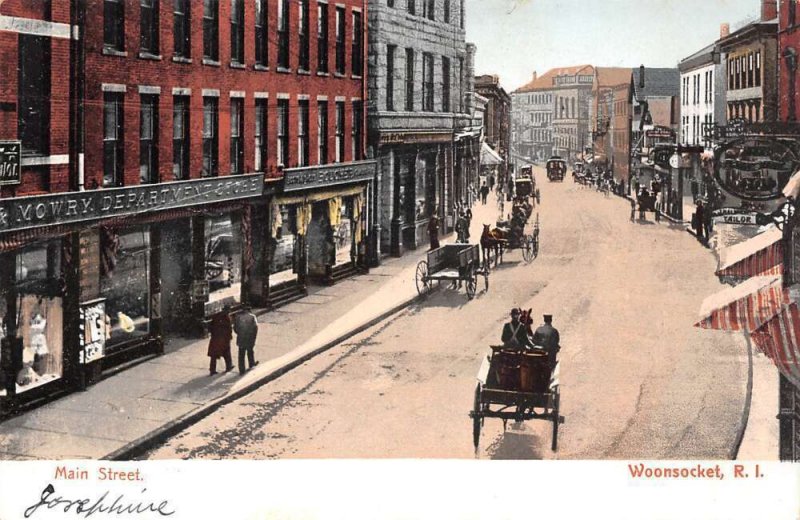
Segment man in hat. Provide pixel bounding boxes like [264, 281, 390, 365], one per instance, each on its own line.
[501, 308, 532, 351]
[233, 306, 259, 375]
[532, 314, 560, 369]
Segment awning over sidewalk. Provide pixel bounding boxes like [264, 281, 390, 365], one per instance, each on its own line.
[481, 142, 503, 166]
[696, 274, 787, 332]
[782, 168, 800, 199]
[715, 226, 784, 280]
[750, 285, 800, 388]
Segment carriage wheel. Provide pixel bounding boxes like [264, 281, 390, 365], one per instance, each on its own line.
[532, 236, 539, 259]
[415, 261, 431, 296]
[522, 236, 534, 263]
[483, 268, 489, 292]
[551, 387, 561, 452]
[472, 383, 482, 453]
[466, 269, 477, 300]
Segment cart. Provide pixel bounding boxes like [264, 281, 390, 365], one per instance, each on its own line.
[546, 156, 567, 182]
[470, 345, 564, 452]
[488, 213, 539, 266]
[415, 243, 489, 300]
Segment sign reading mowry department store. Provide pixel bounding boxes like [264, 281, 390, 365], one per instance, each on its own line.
[283, 160, 376, 192]
[0, 173, 263, 234]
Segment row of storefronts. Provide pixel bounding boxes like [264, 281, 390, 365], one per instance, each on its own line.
[0, 163, 375, 411]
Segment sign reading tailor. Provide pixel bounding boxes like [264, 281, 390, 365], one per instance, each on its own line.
[711, 207, 760, 225]
[283, 160, 376, 192]
[0, 173, 263, 234]
[715, 138, 798, 202]
[0, 140, 21, 186]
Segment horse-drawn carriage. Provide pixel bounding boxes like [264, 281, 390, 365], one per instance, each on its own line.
[481, 211, 539, 267]
[415, 243, 489, 300]
[546, 156, 567, 182]
[470, 313, 564, 452]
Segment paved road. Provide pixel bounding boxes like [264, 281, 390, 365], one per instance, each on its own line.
[147, 168, 747, 460]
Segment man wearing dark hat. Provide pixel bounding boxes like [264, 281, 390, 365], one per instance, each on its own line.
[532, 314, 560, 369]
[501, 308, 532, 350]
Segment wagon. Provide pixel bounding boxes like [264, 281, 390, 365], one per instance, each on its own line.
[415, 243, 489, 300]
[470, 346, 564, 452]
[546, 156, 567, 182]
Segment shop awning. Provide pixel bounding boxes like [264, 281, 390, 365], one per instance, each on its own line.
[695, 274, 788, 332]
[715, 226, 784, 280]
[481, 143, 503, 166]
[750, 292, 800, 388]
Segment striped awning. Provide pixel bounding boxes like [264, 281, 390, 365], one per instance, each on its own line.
[696, 275, 788, 332]
[715, 226, 784, 280]
[750, 290, 800, 388]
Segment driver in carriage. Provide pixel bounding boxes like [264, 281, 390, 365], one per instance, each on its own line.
[501, 308, 533, 351]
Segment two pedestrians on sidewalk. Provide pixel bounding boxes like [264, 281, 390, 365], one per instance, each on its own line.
[207, 306, 259, 376]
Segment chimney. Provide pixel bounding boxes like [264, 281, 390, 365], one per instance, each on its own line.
[532, 71, 538, 82]
[720, 23, 730, 39]
[639, 65, 645, 89]
[762, 0, 777, 21]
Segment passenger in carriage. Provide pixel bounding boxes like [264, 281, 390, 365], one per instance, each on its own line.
[532, 314, 561, 369]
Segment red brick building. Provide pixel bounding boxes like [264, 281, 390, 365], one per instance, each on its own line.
[0, 0, 371, 411]
[779, 0, 800, 122]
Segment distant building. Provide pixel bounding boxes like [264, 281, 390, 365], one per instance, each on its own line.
[591, 67, 633, 182]
[551, 65, 595, 163]
[475, 74, 512, 172]
[678, 37, 727, 149]
[511, 71, 555, 162]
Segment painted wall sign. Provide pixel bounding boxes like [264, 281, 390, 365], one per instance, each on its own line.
[79, 299, 107, 364]
[0, 140, 21, 186]
[0, 173, 263, 234]
[646, 126, 676, 139]
[378, 132, 454, 145]
[714, 138, 799, 202]
[283, 161, 376, 192]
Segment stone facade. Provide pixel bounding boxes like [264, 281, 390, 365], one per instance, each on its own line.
[475, 74, 511, 166]
[367, 0, 478, 257]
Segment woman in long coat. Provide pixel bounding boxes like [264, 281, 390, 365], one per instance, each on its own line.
[208, 311, 233, 375]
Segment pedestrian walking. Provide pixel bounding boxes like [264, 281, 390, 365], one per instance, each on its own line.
[489, 174, 495, 192]
[655, 190, 662, 222]
[638, 189, 648, 220]
[233, 307, 259, 375]
[480, 182, 490, 205]
[207, 309, 234, 375]
[428, 211, 440, 250]
[693, 199, 706, 243]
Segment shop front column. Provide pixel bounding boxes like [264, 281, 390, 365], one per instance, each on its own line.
[150, 226, 164, 355]
[190, 216, 208, 336]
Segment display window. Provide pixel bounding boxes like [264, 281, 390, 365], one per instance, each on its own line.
[13, 240, 64, 393]
[333, 197, 353, 266]
[270, 205, 299, 286]
[100, 226, 151, 347]
[0, 295, 7, 396]
[206, 214, 243, 305]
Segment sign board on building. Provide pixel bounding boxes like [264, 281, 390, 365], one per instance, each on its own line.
[79, 299, 106, 364]
[646, 126, 676, 140]
[0, 173, 264, 235]
[714, 138, 799, 202]
[0, 141, 21, 186]
[378, 132, 453, 145]
[711, 208, 760, 225]
[283, 161, 376, 192]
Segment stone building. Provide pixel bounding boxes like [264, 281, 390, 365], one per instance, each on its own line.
[591, 67, 632, 179]
[367, 0, 479, 256]
[551, 65, 594, 163]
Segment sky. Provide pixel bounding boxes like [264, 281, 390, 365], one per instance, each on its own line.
[466, 0, 761, 92]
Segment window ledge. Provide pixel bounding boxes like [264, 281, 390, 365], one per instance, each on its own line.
[254, 64, 270, 71]
[230, 61, 246, 69]
[334, 72, 346, 79]
[298, 69, 312, 76]
[172, 56, 193, 64]
[102, 47, 128, 57]
[276, 66, 293, 74]
[352, 74, 363, 80]
[202, 58, 221, 67]
[317, 71, 330, 77]
[139, 52, 162, 61]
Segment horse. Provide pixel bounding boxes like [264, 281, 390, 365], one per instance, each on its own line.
[481, 224, 507, 268]
[518, 308, 534, 338]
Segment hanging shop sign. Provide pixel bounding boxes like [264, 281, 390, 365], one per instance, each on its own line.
[79, 299, 107, 364]
[646, 126, 676, 140]
[0, 173, 263, 234]
[283, 161, 376, 192]
[711, 208, 760, 225]
[714, 138, 799, 202]
[0, 141, 21, 186]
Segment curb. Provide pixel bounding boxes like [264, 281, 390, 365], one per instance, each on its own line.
[104, 292, 424, 460]
[729, 333, 755, 460]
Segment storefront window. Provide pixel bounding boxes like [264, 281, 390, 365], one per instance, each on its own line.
[0, 294, 7, 396]
[270, 205, 298, 286]
[206, 214, 243, 307]
[100, 226, 151, 347]
[415, 156, 427, 221]
[334, 198, 353, 266]
[14, 240, 64, 393]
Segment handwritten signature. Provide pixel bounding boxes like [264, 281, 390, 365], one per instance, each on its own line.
[24, 484, 175, 518]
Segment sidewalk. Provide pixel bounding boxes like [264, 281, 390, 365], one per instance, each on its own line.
[0, 202, 500, 460]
